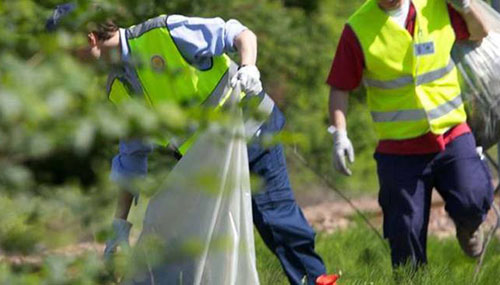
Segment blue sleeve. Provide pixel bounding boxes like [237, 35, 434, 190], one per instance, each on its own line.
[166, 15, 248, 69]
[110, 139, 154, 185]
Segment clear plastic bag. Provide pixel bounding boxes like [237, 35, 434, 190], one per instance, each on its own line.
[452, 1, 500, 149]
[126, 86, 259, 285]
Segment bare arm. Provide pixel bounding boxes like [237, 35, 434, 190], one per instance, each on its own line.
[114, 190, 134, 220]
[329, 87, 349, 130]
[329, 87, 355, 176]
[234, 29, 258, 66]
[460, 3, 488, 41]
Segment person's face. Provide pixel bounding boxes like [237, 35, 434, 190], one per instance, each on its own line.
[377, 0, 405, 11]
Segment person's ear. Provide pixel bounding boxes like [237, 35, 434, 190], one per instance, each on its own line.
[87, 32, 98, 47]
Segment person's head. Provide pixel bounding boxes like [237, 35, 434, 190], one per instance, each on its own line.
[46, 2, 121, 62]
[377, 0, 406, 11]
[85, 19, 120, 60]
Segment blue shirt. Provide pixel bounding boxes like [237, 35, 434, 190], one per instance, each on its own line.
[119, 15, 247, 69]
[111, 15, 247, 183]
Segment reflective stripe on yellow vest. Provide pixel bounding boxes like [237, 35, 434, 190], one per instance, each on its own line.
[107, 15, 233, 152]
[109, 15, 232, 107]
[107, 15, 275, 153]
[348, 0, 467, 140]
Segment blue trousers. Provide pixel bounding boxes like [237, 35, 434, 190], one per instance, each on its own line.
[248, 107, 326, 284]
[375, 133, 494, 267]
[114, 107, 326, 284]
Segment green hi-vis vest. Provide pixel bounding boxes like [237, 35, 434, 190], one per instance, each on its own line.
[348, 0, 467, 140]
[106, 15, 236, 152]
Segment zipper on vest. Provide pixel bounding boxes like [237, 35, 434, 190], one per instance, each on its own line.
[414, 27, 423, 85]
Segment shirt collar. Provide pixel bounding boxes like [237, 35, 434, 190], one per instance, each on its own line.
[119, 28, 129, 61]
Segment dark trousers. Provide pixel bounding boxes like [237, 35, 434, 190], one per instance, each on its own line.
[375, 133, 494, 267]
[248, 106, 326, 284]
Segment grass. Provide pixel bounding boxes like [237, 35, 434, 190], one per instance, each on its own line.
[255, 223, 500, 284]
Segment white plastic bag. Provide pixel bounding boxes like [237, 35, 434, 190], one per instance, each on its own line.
[452, 0, 500, 149]
[127, 86, 259, 285]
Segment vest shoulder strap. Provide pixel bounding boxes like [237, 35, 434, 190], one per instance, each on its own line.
[126, 15, 169, 40]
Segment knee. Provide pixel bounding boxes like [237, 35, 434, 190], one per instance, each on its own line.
[263, 201, 316, 245]
[447, 187, 493, 226]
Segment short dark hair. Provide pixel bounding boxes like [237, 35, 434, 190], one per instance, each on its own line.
[88, 19, 119, 40]
[46, 2, 121, 40]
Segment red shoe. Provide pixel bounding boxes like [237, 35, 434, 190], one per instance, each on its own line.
[316, 274, 340, 285]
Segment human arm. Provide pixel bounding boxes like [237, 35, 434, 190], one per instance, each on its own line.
[326, 25, 363, 176]
[231, 29, 262, 95]
[103, 190, 133, 259]
[329, 88, 349, 131]
[104, 139, 153, 258]
[166, 15, 262, 95]
[234, 29, 257, 66]
[166, 15, 248, 68]
[328, 88, 354, 176]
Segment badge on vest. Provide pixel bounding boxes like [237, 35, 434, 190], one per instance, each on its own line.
[151, 55, 166, 72]
[414, 42, 435, 56]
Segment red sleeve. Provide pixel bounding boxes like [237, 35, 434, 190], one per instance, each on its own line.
[326, 24, 365, 91]
[447, 4, 470, 41]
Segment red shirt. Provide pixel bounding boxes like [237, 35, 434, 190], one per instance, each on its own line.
[327, 3, 471, 154]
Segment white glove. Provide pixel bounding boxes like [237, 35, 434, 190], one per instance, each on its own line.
[476, 146, 485, 160]
[330, 127, 355, 176]
[448, 0, 471, 12]
[103, 218, 132, 259]
[230, 65, 263, 96]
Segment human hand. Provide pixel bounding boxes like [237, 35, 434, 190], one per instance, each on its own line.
[448, 0, 471, 12]
[103, 218, 132, 259]
[331, 127, 355, 176]
[230, 65, 263, 96]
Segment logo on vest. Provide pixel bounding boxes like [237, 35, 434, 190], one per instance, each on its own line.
[151, 55, 166, 72]
[414, 42, 435, 57]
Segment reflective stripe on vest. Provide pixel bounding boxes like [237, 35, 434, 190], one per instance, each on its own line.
[125, 15, 230, 107]
[107, 16, 274, 151]
[348, 0, 467, 140]
[371, 94, 463, 122]
[364, 60, 456, 89]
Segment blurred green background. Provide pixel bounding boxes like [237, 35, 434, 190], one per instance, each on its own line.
[1, 0, 499, 283]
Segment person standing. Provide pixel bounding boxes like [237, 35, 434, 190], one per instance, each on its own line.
[327, 0, 494, 268]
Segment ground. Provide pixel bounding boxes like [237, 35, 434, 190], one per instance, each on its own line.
[2, 187, 500, 284]
[297, 190, 500, 239]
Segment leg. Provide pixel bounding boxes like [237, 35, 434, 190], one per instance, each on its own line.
[375, 152, 434, 268]
[248, 107, 326, 285]
[433, 134, 493, 250]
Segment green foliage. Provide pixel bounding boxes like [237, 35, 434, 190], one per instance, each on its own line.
[0, 0, 387, 282]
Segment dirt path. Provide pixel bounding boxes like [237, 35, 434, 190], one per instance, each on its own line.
[300, 192, 500, 239]
[2, 191, 499, 266]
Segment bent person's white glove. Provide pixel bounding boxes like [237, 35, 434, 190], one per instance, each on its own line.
[448, 0, 471, 12]
[330, 126, 355, 176]
[230, 65, 263, 96]
[103, 218, 132, 259]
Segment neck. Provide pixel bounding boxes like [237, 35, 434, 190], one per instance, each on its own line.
[105, 30, 121, 52]
[378, 0, 406, 12]
[102, 30, 122, 63]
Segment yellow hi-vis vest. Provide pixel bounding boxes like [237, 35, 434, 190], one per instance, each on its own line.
[106, 15, 235, 153]
[348, 0, 467, 140]
[108, 15, 233, 107]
